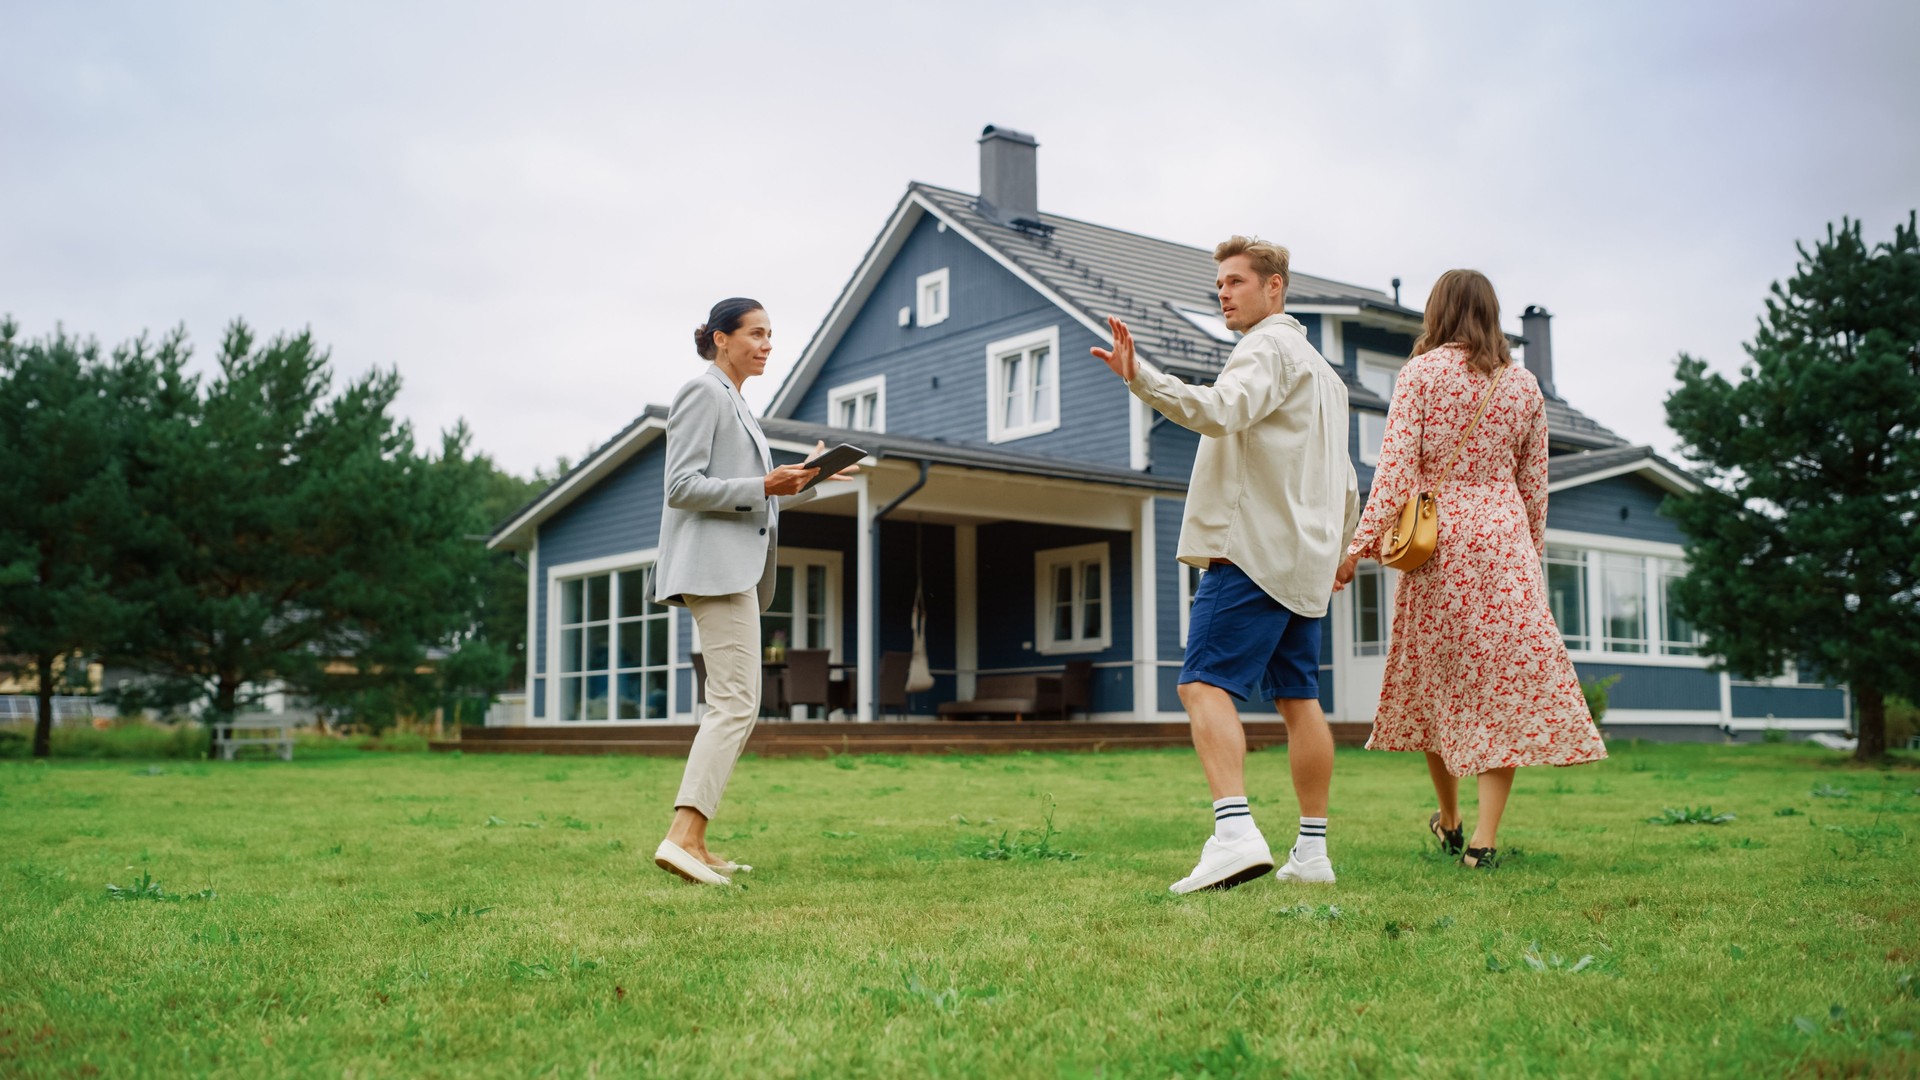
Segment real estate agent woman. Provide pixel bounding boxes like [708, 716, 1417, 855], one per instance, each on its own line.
[649, 296, 856, 886]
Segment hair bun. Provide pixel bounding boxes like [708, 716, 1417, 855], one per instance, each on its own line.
[693, 323, 714, 360]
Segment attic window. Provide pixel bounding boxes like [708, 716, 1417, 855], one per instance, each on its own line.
[916, 268, 950, 327]
[1172, 305, 1238, 344]
[827, 375, 886, 433]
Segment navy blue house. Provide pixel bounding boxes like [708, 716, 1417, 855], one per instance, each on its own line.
[487, 127, 1849, 743]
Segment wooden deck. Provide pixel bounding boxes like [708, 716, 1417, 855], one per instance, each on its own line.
[434, 720, 1375, 758]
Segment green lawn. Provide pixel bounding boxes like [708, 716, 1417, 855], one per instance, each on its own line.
[2, 741, 1916, 1078]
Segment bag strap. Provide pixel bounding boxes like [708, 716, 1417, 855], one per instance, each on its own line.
[1432, 363, 1506, 496]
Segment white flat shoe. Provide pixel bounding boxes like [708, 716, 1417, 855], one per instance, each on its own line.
[1275, 849, 1336, 884]
[655, 840, 732, 886]
[1170, 831, 1275, 894]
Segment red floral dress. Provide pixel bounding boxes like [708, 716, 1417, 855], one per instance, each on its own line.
[1348, 346, 1607, 776]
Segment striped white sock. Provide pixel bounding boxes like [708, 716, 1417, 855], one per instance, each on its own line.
[1213, 796, 1255, 841]
[1294, 816, 1328, 860]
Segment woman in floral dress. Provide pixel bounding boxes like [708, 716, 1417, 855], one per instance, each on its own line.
[1334, 270, 1606, 869]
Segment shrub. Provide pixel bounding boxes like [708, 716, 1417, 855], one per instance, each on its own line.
[1582, 675, 1623, 725]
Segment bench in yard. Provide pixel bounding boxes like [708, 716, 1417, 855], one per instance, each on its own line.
[212, 715, 297, 761]
[936, 674, 1064, 723]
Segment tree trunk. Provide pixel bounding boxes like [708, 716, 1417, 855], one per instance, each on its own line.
[1854, 683, 1886, 762]
[207, 674, 240, 760]
[31, 653, 55, 759]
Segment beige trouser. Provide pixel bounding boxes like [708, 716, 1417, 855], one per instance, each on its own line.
[674, 591, 762, 819]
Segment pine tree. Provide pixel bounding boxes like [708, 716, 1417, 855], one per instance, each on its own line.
[0, 321, 156, 757]
[1664, 213, 1920, 761]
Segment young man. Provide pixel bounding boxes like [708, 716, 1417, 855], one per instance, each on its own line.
[1092, 236, 1359, 892]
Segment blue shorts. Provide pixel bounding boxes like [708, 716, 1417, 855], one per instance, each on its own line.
[1180, 562, 1322, 703]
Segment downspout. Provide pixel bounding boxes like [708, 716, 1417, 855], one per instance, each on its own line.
[868, 459, 930, 717]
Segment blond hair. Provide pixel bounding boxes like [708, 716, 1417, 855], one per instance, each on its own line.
[1213, 235, 1290, 292]
[1413, 269, 1513, 374]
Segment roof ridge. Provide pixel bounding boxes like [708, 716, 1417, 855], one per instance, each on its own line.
[911, 181, 1392, 303]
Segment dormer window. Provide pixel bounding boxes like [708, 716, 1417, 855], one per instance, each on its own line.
[1356, 350, 1405, 465]
[916, 267, 950, 327]
[1172, 304, 1239, 344]
[827, 375, 886, 433]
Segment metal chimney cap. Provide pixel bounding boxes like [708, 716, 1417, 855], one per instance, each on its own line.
[1522, 304, 1552, 318]
[979, 125, 1038, 146]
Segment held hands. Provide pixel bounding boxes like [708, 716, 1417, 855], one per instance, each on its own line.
[763, 440, 861, 497]
[1089, 317, 1138, 381]
[1331, 552, 1360, 593]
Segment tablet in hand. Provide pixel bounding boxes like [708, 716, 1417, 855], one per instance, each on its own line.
[800, 443, 866, 491]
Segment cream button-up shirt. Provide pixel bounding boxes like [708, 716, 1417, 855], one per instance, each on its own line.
[1126, 312, 1360, 618]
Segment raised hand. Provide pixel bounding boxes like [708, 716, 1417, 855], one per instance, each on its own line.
[1089, 316, 1137, 381]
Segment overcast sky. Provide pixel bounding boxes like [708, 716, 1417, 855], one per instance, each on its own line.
[4, 1, 1916, 476]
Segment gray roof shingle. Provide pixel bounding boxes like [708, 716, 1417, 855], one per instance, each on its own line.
[912, 182, 1628, 451]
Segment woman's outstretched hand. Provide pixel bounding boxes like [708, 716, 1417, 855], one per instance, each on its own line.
[1331, 552, 1360, 593]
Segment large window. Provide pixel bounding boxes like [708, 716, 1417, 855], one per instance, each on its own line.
[1658, 559, 1702, 656]
[1542, 541, 1707, 660]
[827, 375, 886, 433]
[1543, 546, 1589, 651]
[986, 327, 1061, 443]
[1351, 562, 1392, 656]
[556, 566, 671, 721]
[1035, 542, 1110, 653]
[916, 267, 950, 327]
[1355, 351, 1403, 465]
[1599, 553, 1648, 654]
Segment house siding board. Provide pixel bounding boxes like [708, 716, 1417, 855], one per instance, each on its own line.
[1149, 419, 1199, 482]
[1730, 685, 1847, 720]
[790, 215, 1132, 465]
[1155, 496, 1187, 714]
[1571, 661, 1720, 711]
[1548, 475, 1688, 546]
[533, 445, 668, 686]
[976, 521, 1134, 712]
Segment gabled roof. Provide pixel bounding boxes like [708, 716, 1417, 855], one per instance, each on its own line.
[767, 182, 1629, 452]
[1546, 444, 1701, 495]
[487, 404, 1191, 551]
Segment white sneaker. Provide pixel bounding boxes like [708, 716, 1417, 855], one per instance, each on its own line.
[1169, 831, 1275, 894]
[1275, 849, 1336, 884]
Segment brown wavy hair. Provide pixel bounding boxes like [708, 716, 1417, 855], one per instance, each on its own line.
[1413, 269, 1512, 374]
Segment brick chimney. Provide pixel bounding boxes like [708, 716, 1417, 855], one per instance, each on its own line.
[1521, 305, 1556, 398]
[978, 125, 1038, 225]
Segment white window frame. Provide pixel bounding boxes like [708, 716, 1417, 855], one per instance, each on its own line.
[986, 326, 1062, 444]
[1034, 541, 1112, 654]
[916, 267, 950, 327]
[1543, 545, 1591, 652]
[1355, 350, 1404, 466]
[545, 549, 679, 724]
[1542, 530, 1712, 669]
[826, 374, 887, 434]
[1350, 560, 1395, 657]
[1177, 561, 1206, 648]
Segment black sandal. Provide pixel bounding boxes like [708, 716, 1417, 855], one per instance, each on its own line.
[1461, 846, 1497, 870]
[1429, 812, 1464, 856]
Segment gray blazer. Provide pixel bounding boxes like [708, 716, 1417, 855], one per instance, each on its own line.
[650, 365, 815, 611]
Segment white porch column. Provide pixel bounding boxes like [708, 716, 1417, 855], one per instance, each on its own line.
[955, 523, 978, 701]
[1133, 496, 1158, 719]
[525, 536, 539, 724]
[855, 474, 875, 722]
